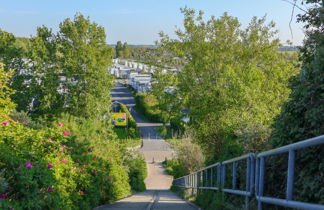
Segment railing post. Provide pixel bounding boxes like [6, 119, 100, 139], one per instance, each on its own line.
[245, 157, 251, 210]
[205, 169, 208, 187]
[286, 150, 295, 201]
[258, 157, 265, 210]
[232, 162, 237, 190]
[217, 164, 221, 190]
[210, 167, 214, 187]
[222, 164, 226, 189]
[255, 158, 259, 196]
[250, 154, 255, 194]
[198, 171, 201, 191]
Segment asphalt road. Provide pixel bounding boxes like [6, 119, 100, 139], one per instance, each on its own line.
[95, 82, 197, 210]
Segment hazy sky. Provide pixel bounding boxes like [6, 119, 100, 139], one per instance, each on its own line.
[0, 0, 306, 45]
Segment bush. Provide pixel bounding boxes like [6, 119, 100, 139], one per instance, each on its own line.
[0, 114, 135, 209]
[163, 137, 205, 178]
[10, 110, 44, 129]
[120, 104, 137, 129]
[124, 151, 147, 192]
[134, 93, 164, 123]
[163, 159, 186, 179]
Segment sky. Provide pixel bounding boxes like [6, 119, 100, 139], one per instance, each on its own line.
[0, 0, 306, 45]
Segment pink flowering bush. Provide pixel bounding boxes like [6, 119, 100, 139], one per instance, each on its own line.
[0, 119, 132, 209]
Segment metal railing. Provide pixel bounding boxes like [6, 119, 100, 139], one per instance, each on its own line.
[173, 135, 324, 210]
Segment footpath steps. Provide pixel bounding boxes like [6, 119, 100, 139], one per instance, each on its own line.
[95, 84, 198, 210]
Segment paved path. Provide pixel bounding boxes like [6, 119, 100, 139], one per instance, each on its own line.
[96, 82, 197, 210]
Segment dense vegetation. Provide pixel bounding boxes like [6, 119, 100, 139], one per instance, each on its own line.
[0, 13, 146, 209]
[134, 93, 164, 123]
[157, 8, 299, 162]
[154, 2, 323, 209]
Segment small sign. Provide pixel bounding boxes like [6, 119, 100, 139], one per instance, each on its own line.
[111, 113, 127, 126]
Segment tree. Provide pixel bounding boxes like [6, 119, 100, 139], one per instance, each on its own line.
[0, 63, 15, 121]
[159, 8, 299, 161]
[115, 41, 123, 58]
[0, 30, 20, 66]
[151, 70, 181, 123]
[57, 13, 113, 119]
[11, 13, 113, 119]
[122, 42, 130, 58]
[0, 30, 28, 113]
[271, 0, 323, 146]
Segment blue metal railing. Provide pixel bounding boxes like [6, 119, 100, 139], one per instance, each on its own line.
[173, 135, 324, 210]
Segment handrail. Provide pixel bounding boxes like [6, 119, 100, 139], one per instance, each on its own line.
[173, 135, 324, 210]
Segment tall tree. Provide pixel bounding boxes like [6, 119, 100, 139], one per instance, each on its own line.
[271, 0, 323, 146]
[159, 8, 299, 160]
[57, 13, 113, 118]
[115, 41, 123, 58]
[12, 14, 113, 119]
[122, 42, 130, 58]
[269, 1, 323, 204]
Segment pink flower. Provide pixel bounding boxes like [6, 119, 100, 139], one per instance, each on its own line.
[61, 159, 67, 164]
[59, 150, 63, 153]
[41, 142, 46, 145]
[73, 166, 77, 170]
[0, 193, 7, 199]
[47, 187, 54, 192]
[79, 190, 85, 194]
[1, 122, 8, 126]
[79, 170, 82, 173]
[93, 158, 97, 161]
[48, 163, 53, 168]
[57, 122, 64, 127]
[26, 162, 33, 168]
[56, 161, 61, 164]
[17, 166, 22, 169]
[77, 159, 80, 162]
[47, 137, 52, 140]
[63, 131, 70, 136]
[93, 171, 97, 175]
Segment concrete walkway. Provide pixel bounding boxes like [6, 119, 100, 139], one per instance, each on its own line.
[95, 83, 197, 210]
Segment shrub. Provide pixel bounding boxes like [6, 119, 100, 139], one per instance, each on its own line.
[163, 159, 186, 179]
[124, 151, 147, 192]
[120, 103, 137, 129]
[0, 116, 133, 209]
[134, 93, 164, 123]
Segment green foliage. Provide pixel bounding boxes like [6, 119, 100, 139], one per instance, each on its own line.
[124, 151, 147, 192]
[134, 93, 164, 123]
[0, 121, 121, 209]
[12, 14, 114, 119]
[158, 8, 299, 161]
[120, 103, 137, 129]
[122, 42, 130, 58]
[269, 0, 324, 205]
[0, 63, 15, 121]
[0, 30, 22, 66]
[115, 41, 123, 58]
[115, 41, 130, 59]
[151, 71, 181, 123]
[163, 159, 186, 179]
[10, 110, 44, 129]
[0, 13, 147, 209]
[113, 103, 140, 140]
[164, 137, 204, 178]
